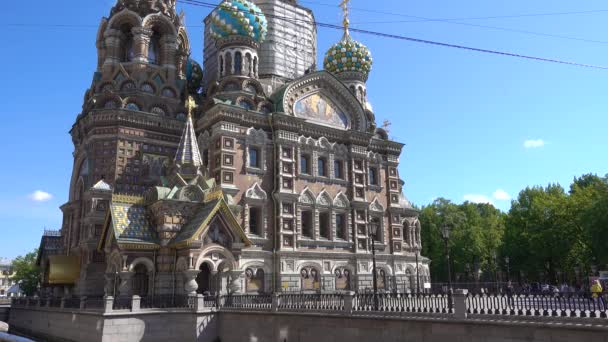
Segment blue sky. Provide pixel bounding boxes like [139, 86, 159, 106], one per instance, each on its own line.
[1, 0, 607, 259]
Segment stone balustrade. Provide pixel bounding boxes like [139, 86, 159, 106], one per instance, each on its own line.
[8, 290, 608, 325]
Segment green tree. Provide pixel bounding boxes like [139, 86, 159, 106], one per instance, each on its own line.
[11, 249, 40, 296]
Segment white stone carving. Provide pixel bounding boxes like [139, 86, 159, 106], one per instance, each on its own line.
[333, 192, 349, 208]
[245, 183, 267, 200]
[369, 198, 384, 212]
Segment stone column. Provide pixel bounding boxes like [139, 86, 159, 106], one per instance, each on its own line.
[453, 289, 468, 319]
[183, 269, 201, 295]
[131, 27, 152, 64]
[103, 29, 123, 67]
[161, 35, 178, 69]
[118, 271, 134, 297]
[104, 273, 116, 296]
[344, 291, 355, 315]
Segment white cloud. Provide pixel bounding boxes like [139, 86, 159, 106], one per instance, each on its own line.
[492, 189, 511, 201]
[524, 139, 545, 149]
[28, 190, 53, 202]
[463, 194, 494, 205]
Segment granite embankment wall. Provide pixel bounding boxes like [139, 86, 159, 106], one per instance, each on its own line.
[9, 308, 218, 342]
[218, 311, 608, 342]
[8, 307, 608, 342]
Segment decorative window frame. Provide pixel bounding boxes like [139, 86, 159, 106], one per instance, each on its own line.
[297, 136, 316, 179]
[333, 192, 351, 242]
[316, 190, 333, 240]
[367, 151, 384, 192]
[297, 188, 316, 240]
[368, 198, 385, 244]
[245, 127, 268, 175]
[243, 183, 268, 239]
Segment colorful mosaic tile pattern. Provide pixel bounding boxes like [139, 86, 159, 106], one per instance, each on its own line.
[110, 203, 157, 244]
[209, 0, 267, 43]
[324, 35, 373, 77]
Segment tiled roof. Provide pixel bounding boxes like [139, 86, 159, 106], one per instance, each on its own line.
[109, 201, 158, 246]
[174, 114, 203, 168]
[171, 199, 221, 245]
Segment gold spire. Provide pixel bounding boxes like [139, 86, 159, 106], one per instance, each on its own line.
[340, 0, 350, 38]
[186, 95, 197, 119]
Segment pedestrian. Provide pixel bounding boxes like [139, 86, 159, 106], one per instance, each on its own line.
[506, 281, 514, 307]
[591, 280, 604, 310]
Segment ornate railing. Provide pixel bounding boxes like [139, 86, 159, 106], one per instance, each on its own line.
[354, 293, 450, 314]
[279, 293, 344, 311]
[140, 295, 194, 309]
[221, 294, 272, 310]
[466, 293, 608, 318]
[9, 291, 608, 323]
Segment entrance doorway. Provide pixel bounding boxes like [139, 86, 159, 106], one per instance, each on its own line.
[196, 263, 212, 294]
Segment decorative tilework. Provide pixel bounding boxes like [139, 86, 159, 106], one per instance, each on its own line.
[175, 113, 203, 168]
[209, 0, 267, 43]
[109, 202, 158, 245]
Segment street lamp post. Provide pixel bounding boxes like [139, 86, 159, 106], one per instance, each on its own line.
[441, 225, 453, 310]
[369, 222, 379, 311]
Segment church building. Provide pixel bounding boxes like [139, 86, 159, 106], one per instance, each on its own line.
[37, 0, 430, 298]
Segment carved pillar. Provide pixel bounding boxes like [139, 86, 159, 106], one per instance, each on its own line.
[183, 269, 201, 295]
[103, 29, 123, 68]
[132, 27, 152, 64]
[104, 273, 115, 296]
[118, 271, 134, 297]
[161, 35, 178, 79]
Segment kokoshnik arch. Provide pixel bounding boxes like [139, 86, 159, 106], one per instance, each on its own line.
[36, 0, 430, 298]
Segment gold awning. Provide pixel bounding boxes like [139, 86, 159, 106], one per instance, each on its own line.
[48, 255, 80, 285]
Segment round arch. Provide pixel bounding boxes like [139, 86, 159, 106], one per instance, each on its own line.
[128, 257, 155, 273]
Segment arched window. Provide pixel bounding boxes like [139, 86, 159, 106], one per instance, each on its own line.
[122, 32, 135, 62]
[121, 81, 136, 92]
[234, 52, 243, 75]
[133, 264, 149, 297]
[148, 31, 161, 65]
[253, 56, 258, 76]
[245, 53, 252, 76]
[161, 88, 175, 98]
[141, 83, 155, 94]
[225, 53, 232, 75]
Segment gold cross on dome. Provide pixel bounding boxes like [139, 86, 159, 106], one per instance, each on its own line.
[340, 0, 350, 34]
[186, 95, 197, 117]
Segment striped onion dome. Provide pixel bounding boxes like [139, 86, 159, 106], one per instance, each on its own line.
[209, 0, 268, 43]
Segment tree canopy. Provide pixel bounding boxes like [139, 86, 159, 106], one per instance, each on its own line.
[420, 173, 608, 285]
[11, 249, 40, 296]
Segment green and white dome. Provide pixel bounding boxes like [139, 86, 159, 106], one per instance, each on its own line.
[324, 34, 373, 79]
[209, 0, 268, 43]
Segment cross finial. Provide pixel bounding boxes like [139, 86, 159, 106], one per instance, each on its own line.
[340, 0, 350, 37]
[382, 119, 391, 134]
[186, 95, 197, 118]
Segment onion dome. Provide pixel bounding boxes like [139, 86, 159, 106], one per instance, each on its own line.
[324, 34, 373, 80]
[209, 0, 268, 43]
[186, 58, 203, 91]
